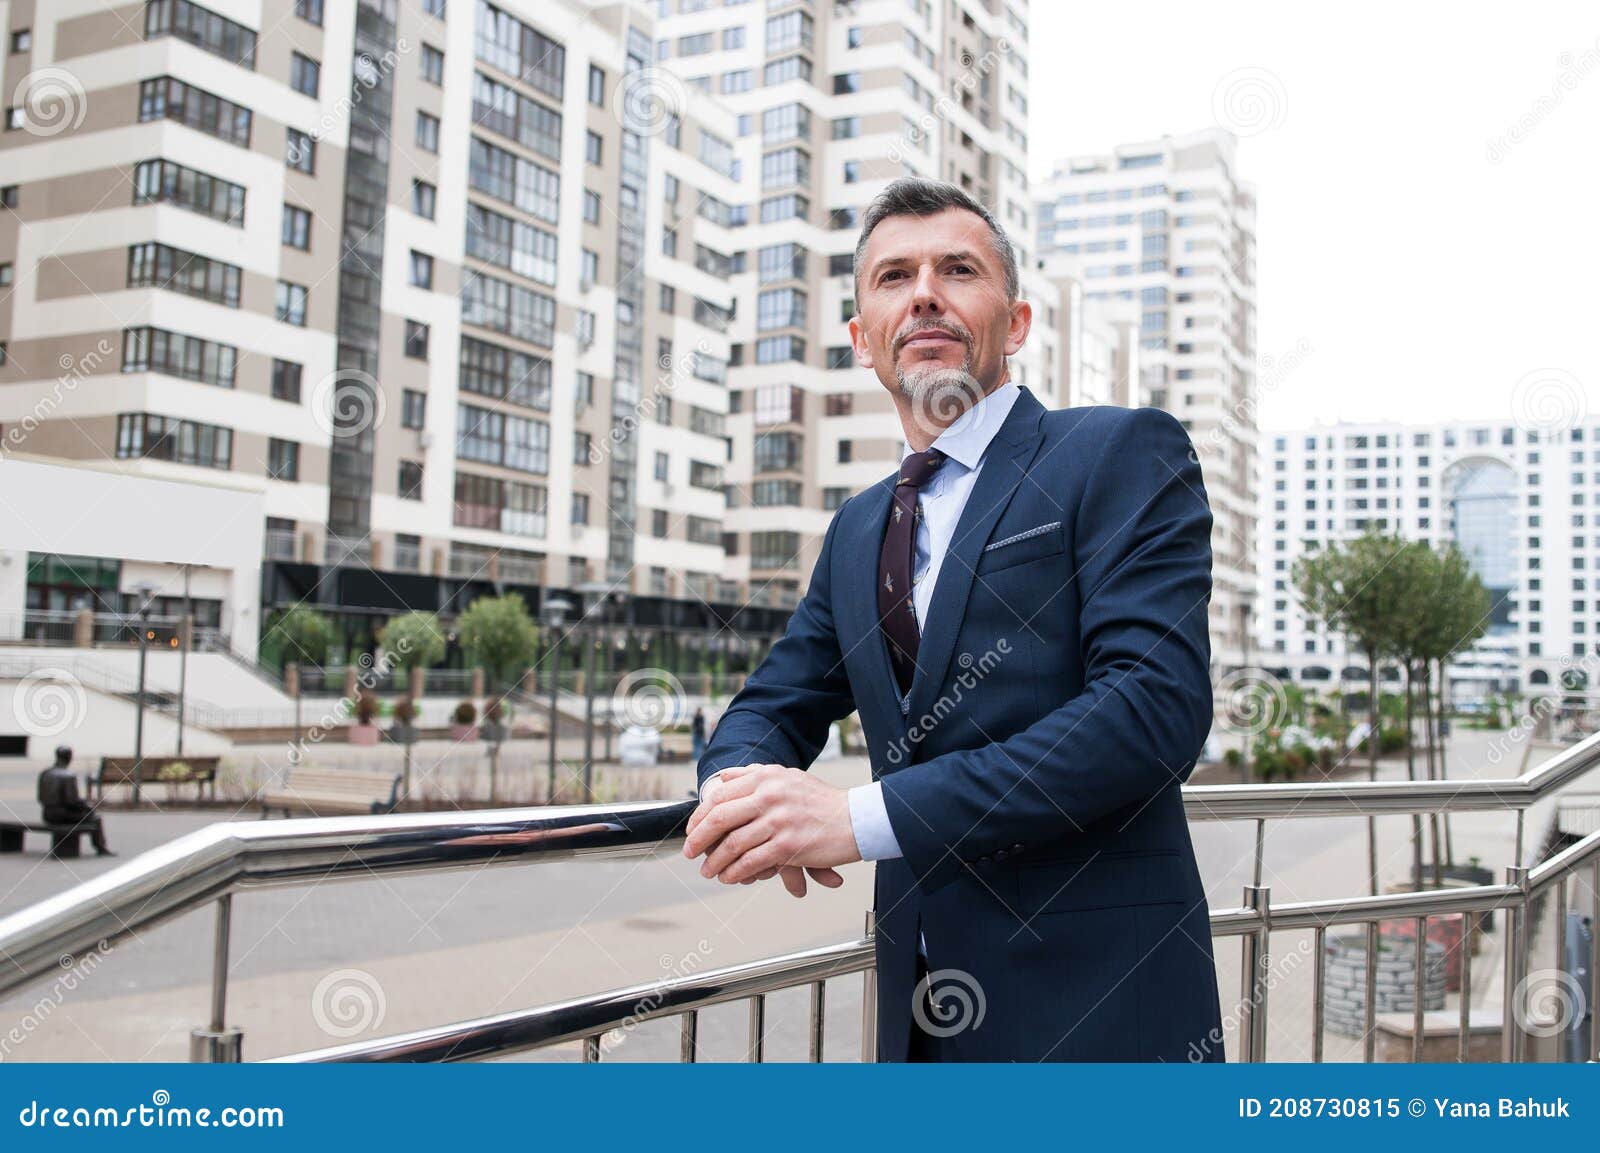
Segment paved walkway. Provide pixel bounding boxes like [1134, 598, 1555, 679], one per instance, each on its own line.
[0, 729, 1591, 1062]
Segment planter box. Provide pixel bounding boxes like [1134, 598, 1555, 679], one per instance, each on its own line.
[347, 724, 380, 746]
[450, 723, 478, 741]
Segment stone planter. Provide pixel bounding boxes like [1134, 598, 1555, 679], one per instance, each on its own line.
[1321, 932, 1447, 1038]
[348, 724, 380, 746]
[450, 723, 478, 741]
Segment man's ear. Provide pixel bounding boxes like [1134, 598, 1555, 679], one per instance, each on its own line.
[847, 313, 875, 370]
[1004, 299, 1033, 358]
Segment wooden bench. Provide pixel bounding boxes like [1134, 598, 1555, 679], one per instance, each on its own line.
[0, 820, 96, 859]
[91, 756, 220, 802]
[259, 768, 402, 818]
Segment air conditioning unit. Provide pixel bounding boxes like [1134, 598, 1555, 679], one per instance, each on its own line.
[418, 430, 433, 449]
[662, 482, 676, 497]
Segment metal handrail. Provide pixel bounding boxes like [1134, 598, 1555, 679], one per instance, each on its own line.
[2, 731, 1598, 1061]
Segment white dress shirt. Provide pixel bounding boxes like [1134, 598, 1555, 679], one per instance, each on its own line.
[845, 380, 1021, 861]
[698, 381, 1022, 871]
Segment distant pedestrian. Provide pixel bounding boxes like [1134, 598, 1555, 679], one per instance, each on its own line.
[691, 707, 707, 763]
[37, 746, 115, 857]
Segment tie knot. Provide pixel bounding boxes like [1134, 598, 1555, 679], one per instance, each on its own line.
[898, 449, 946, 489]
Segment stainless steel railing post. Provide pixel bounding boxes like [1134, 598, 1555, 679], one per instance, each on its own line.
[188, 895, 242, 1062]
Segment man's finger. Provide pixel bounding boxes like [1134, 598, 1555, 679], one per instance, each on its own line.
[779, 865, 807, 898]
[683, 796, 762, 859]
[701, 817, 771, 878]
[807, 866, 844, 889]
[718, 839, 789, 885]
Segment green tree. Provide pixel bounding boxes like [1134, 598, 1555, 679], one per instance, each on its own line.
[262, 604, 334, 669]
[1294, 530, 1412, 895]
[378, 611, 448, 673]
[456, 593, 540, 692]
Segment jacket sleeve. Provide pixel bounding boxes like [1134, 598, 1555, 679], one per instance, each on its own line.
[879, 407, 1215, 894]
[696, 505, 859, 789]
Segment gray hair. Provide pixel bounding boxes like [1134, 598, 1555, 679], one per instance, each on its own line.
[852, 177, 1020, 304]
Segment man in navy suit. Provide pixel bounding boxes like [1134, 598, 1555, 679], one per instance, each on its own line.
[683, 177, 1224, 1062]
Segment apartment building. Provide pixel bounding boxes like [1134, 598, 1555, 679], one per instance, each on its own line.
[1035, 126, 1258, 670]
[1259, 416, 1600, 697]
[0, 0, 777, 654]
[654, 0, 1053, 604]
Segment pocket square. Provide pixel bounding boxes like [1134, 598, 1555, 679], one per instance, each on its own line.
[984, 521, 1062, 552]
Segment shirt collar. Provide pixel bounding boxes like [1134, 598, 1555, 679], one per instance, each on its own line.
[900, 380, 1021, 473]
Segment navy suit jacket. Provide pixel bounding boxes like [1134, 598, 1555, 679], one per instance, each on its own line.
[698, 387, 1224, 1062]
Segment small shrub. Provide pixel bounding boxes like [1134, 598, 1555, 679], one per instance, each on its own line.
[453, 700, 478, 726]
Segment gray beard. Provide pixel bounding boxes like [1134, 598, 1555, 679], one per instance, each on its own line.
[896, 360, 985, 430]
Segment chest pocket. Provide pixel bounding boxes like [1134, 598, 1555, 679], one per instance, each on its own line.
[976, 520, 1064, 575]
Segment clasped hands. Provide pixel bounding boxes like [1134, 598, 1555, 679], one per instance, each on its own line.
[682, 764, 861, 898]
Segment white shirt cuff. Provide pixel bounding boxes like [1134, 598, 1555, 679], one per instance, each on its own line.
[847, 781, 903, 861]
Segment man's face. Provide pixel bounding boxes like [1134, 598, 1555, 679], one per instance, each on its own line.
[848, 207, 1032, 422]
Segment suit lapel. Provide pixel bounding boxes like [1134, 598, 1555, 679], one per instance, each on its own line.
[905, 388, 1048, 728]
[837, 475, 908, 739]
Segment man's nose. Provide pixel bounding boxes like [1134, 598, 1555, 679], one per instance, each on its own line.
[910, 264, 943, 315]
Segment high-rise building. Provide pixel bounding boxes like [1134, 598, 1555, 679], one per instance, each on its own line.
[0, 0, 769, 653]
[1259, 416, 1599, 697]
[654, 0, 1055, 604]
[1035, 127, 1258, 670]
[0, 0, 1062, 661]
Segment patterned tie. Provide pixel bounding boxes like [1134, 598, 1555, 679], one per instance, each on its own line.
[878, 448, 946, 698]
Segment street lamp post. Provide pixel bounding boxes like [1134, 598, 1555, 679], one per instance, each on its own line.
[131, 583, 158, 805]
[576, 583, 622, 803]
[176, 563, 191, 756]
[540, 597, 573, 804]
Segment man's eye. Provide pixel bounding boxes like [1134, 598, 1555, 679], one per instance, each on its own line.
[880, 270, 906, 283]
[949, 264, 974, 275]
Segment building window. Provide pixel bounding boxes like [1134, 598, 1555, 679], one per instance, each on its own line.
[654, 451, 669, 482]
[586, 129, 602, 165]
[584, 189, 601, 224]
[412, 179, 436, 219]
[145, 0, 256, 67]
[267, 438, 299, 481]
[116, 413, 233, 469]
[404, 319, 429, 359]
[294, 0, 323, 24]
[588, 64, 605, 106]
[574, 431, 591, 463]
[402, 390, 426, 429]
[267, 361, 301, 403]
[128, 242, 241, 307]
[11, 29, 32, 53]
[421, 44, 444, 85]
[121, 326, 237, 388]
[409, 250, 434, 289]
[571, 493, 590, 525]
[285, 128, 315, 172]
[133, 159, 246, 226]
[275, 281, 308, 325]
[281, 203, 311, 249]
[416, 110, 440, 151]
[398, 460, 424, 500]
[289, 52, 320, 97]
[138, 77, 251, 147]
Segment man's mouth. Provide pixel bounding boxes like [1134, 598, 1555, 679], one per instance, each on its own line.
[900, 329, 963, 351]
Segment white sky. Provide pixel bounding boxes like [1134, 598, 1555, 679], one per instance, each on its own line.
[1028, 1, 1600, 432]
